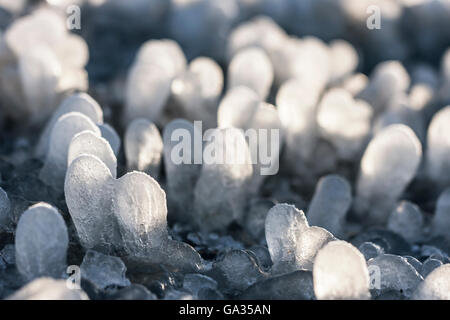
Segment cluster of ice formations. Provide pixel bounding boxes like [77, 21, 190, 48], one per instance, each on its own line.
[37, 92, 119, 189]
[65, 153, 202, 272]
[2, 1, 450, 301]
[125, 39, 223, 129]
[0, 8, 88, 124]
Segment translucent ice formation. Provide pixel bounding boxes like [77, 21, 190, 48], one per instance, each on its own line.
[387, 201, 424, 243]
[125, 118, 163, 179]
[124, 39, 186, 125]
[217, 86, 282, 193]
[239, 270, 315, 300]
[0, 186, 12, 232]
[354, 124, 422, 225]
[276, 78, 320, 175]
[425, 106, 450, 190]
[373, 93, 425, 142]
[265, 204, 336, 274]
[412, 264, 450, 300]
[307, 174, 352, 238]
[183, 273, 219, 299]
[431, 188, 450, 240]
[15, 203, 68, 281]
[227, 47, 273, 100]
[99, 123, 121, 156]
[163, 119, 202, 222]
[226, 16, 287, 63]
[7, 277, 89, 300]
[40, 112, 101, 189]
[168, 56, 223, 128]
[68, 130, 117, 178]
[65, 154, 122, 252]
[217, 86, 259, 129]
[368, 254, 423, 299]
[169, 0, 238, 60]
[421, 258, 443, 278]
[212, 250, 266, 292]
[35, 92, 103, 158]
[317, 88, 373, 160]
[80, 250, 131, 290]
[313, 241, 370, 300]
[358, 242, 384, 260]
[193, 128, 253, 231]
[358, 61, 410, 114]
[328, 39, 359, 84]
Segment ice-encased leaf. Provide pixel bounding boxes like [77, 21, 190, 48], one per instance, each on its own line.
[307, 174, 352, 238]
[193, 127, 253, 231]
[15, 202, 68, 281]
[125, 118, 163, 179]
[425, 106, 450, 190]
[114, 171, 168, 256]
[64, 154, 121, 252]
[317, 88, 372, 160]
[227, 47, 273, 100]
[35, 92, 103, 158]
[313, 241, 370, 300]
[68, 130, 117, 178]
[7, 277, 89, 300]
[412, 264, 450, 300]
[354, 124, 422, 225]
[431, 188, 450, 240]
[387, 201, 423, 243]
[368, 254, 423, 299]
[163, 119, 202, 222]
[80, 250, 130, 290]
[99, 123, 121, 156]
[40, 112, 101, 189]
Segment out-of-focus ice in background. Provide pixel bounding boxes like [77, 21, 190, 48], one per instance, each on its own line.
[2, 0, 450, 301]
